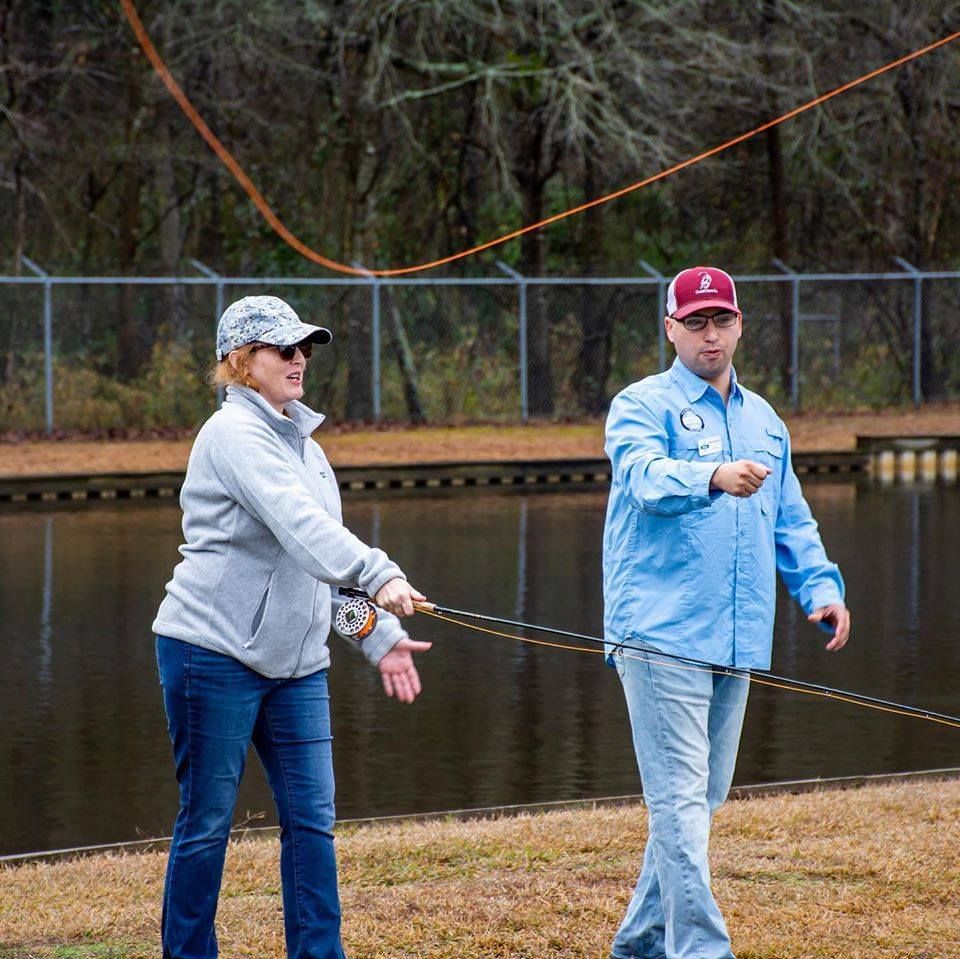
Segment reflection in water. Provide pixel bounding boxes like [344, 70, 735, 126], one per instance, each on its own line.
[38, 517, 54, 694]
[514, 498, 528, 620]
[1, 482, 959, 856]
[908, 490, 920, 643]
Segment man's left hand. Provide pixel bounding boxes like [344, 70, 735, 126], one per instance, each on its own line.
[808, 603, 851, 651]
[377, 636, 432, 703]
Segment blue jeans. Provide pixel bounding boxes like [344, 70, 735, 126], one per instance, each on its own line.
[156, 636, 345, 959]
[611, 644, 749, 959]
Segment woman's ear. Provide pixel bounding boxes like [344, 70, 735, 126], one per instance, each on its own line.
[228, 351, 240, 372]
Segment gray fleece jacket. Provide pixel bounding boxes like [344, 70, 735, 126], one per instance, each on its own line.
[153, 386, 407, 678]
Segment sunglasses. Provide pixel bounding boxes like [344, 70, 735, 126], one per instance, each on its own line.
[675, 312, 740, 332]
[250, 341, 313, 360]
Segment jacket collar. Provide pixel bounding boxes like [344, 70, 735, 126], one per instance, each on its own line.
[669, 357, 743, 406]
[225, 385, 326, 438]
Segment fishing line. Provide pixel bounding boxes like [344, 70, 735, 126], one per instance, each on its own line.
[338, 588, 960, 730]
[119, 0, 960, 277]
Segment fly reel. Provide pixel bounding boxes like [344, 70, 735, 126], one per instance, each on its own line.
[334, 597, 378, 642]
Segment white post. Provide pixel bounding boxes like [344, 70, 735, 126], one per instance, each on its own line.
[21, 255, 54, 434]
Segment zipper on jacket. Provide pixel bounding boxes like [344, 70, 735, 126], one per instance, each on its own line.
[290, 579, 320, 677]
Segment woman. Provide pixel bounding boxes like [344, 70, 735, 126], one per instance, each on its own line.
[152, 295, 430, 959]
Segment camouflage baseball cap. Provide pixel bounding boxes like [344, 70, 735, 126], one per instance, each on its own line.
[215, 296, 333, 360]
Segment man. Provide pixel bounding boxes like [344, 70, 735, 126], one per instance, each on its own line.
[603, 266, 850, 959]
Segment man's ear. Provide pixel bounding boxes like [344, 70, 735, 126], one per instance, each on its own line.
[664, 316, 676, 345]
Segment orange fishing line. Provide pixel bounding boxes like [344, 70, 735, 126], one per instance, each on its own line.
[119, 1, 960, 276]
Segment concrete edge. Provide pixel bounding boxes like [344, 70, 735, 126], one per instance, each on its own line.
[0, 452, 871, 504]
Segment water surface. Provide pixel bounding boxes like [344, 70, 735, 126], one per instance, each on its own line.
[1, 482, 958, 856]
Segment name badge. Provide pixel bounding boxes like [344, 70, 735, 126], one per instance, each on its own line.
[698, 435, 722, 457]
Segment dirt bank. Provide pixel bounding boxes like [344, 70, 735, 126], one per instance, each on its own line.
[2, 404, 959, 478]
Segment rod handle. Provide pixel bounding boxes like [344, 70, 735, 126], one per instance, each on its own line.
[338, 585, 436, 613]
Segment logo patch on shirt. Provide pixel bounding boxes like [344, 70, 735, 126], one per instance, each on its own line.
[698, 435, 722, 457]
[680, 408, 705, 432]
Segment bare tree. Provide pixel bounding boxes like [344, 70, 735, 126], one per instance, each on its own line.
[361, 1, 690, 413]
[3, 0, 960, 419]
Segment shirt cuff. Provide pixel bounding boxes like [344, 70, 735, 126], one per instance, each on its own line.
[804, 586, 845, 630]
[362, 564, 405, 600]
[692, 462, 722, 507]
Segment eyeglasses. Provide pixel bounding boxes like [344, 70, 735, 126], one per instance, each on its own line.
[250, 341, 313, 360]
[674, 312, 740, 332]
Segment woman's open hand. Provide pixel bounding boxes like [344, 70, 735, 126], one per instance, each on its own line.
[377, 637, 432, 703]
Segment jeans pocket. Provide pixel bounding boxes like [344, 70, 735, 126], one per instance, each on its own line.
[613, 646, 626, 679]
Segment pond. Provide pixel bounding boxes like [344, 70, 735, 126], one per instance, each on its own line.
[1, 482, 958, 856]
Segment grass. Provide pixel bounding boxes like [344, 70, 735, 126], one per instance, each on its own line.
[0, 948, 153, 958]
[2, 779, 959, 958]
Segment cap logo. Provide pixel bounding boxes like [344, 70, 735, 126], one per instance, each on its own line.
[696, 271, 717, 295]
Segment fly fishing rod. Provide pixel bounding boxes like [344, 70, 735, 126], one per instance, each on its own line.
[337, 587, 960, 730]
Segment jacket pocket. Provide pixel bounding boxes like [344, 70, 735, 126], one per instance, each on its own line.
[245, 585, 271, 649]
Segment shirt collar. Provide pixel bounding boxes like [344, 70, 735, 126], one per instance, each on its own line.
[669, 357, 743, 405]
[225, 385, 326, 438]
[729, 366, 744, 404]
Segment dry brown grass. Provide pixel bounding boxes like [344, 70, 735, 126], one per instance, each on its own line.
[2, 779, 959, 958]
[2, 403, 960, 478]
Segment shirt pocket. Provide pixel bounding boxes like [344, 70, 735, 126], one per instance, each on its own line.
[670, 438, 730, 525]
[682, 490, 734, 528]
[669, 438, 725, 464]
[754, 426, 785, 464]
[753, 426, 785, 511]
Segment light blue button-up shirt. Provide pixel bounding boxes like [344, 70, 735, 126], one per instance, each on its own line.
[602, 358, 844, 670]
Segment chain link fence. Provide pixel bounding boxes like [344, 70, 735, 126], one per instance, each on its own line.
[2, 263, 958, 432]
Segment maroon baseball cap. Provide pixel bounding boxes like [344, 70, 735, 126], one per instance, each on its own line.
[666, 266, 739, 319]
